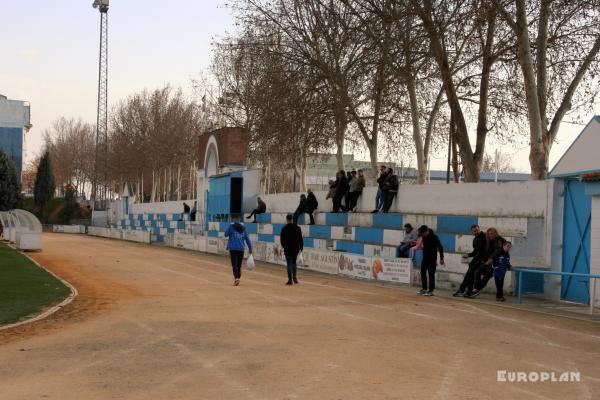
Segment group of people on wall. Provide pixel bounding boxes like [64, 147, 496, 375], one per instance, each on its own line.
[396, 223, 512, 300]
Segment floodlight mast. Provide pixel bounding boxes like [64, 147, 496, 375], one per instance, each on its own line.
[91, 0, 109, 211]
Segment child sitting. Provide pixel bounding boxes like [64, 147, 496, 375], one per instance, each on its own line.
[492, 241, 512, 302]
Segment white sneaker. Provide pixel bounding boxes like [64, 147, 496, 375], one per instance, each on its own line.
[417, 289, 427, 295]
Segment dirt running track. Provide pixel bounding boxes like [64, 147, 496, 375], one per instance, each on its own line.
[1, 233, 599, 399]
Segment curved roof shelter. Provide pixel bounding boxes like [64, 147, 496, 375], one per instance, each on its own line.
[4, 209, 43, 250]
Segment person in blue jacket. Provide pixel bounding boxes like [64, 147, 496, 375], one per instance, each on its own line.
[492, 241, 512, 302]
[225, 214, 253, 286]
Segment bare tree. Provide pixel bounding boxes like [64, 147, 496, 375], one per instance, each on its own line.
[492, 0, 600, 179]
[109, 86, 206, 201]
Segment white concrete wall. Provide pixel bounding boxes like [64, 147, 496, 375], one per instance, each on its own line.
[262, 181, 552, 217]
[130, 200, 197, 215]
[243, 169, 261, 213]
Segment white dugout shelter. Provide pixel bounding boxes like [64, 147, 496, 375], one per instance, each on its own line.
[0, 209, 43, 250]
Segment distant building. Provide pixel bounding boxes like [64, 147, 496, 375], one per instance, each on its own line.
[306, 154, 396, 190]
[0, 95, 31, 182]
[304, 153, 529, 190]
[400, 168, 530, 184]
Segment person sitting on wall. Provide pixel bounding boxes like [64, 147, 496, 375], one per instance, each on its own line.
[344, 171, 354, 211]
[333, 170, 349, 213]
[246, 197, 267, 223]
[466, 227, 506, 298]
[190, 201, 197, 222]
[396, 223, 417, 258]
[372, 165, 387, 213]
[381, 168, 399, 213]
[181, 202, 191, 220]
[453, 224, 486, 297]
[325, 179, 336, 202]
[293, 194, 307, 224]
[348, 170, 366, 212]
[305, 189, 318, 225]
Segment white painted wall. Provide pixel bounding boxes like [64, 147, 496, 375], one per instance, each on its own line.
[243, 169, 261, 213]
[130, 200, 197, 215]
[262, 181, 552, 217]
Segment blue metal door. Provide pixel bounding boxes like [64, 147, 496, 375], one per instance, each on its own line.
[561, 180, 592, 303]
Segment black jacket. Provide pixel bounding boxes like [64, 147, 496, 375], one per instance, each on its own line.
[383, 174, 399, 193]
[468, 232, 486, 262]
[377, 172, 387, 189]
[334, 176, 349, 199]
[296, 197, 307, 213]
[280, 223, 304, 256]
[257, 199, 267, 212]
[421, 230, 444, 265]
[306, 192, 318, 212]
[484, 236, 506, 264]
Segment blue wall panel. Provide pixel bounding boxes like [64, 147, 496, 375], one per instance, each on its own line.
[437, 233, 456, 253]
[373, 213, 403, 229]
[325, 213, 348, 226]
[256, 213, 271, 224]
[258, 234, 274, 243]
[335, 241, 364, 255]
[436, 215, 478, 234]
[310, 225, 332, 239]
[354, 227, 384, 244]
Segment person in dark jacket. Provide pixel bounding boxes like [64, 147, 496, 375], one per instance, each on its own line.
[381, 168, 399, 213]
[181, 202, 191, 220]
[492, 241, 512, 301]
[416, 225, 444, 296]
[305, 189, 318, 225]
[453, 224, 486, 297]
[246, 197, 267, 223]
[344, 171, 353, 211]
[348, 170, 366, 212]
[333, 170, 349, 213]
[225, 214, 253, 286]
[372, 165, 387, 213]
[293, 194, 307, 224]
[467, 227, 506, 298]
[190, 201, 197, 222]
[280, 214, 304, 285]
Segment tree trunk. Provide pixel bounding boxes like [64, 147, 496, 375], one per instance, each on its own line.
[334, 106, 346, 171]
[367, 139, 379, 184]
[406, 72, 427, 184]
[529, 133, 550, 180]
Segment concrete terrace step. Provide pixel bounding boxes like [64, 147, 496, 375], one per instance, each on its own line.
[253, 212, 530, 237]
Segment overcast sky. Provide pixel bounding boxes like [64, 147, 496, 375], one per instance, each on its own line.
[0, 0, 597, 173]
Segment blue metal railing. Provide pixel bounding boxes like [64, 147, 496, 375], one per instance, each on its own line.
[513, 268, 600, 315]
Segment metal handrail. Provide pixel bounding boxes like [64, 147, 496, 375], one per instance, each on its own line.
[513, 268, 600, 315]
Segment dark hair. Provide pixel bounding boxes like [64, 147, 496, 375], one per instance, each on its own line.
[404, 223, 413, 229]
[231, 214, 241, 220]
[471, 224, 479, 230]
[351, 170, 357, 175]
[417, 225, 429, 235]
[286, 214, 293, 221]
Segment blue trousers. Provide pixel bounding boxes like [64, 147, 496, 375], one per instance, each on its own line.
[285, 255, 297, 281]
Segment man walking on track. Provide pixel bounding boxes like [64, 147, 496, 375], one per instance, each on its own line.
[280, 214, 304, 285]
[225, 214, 252, 286]
[417, 225, 444, 296]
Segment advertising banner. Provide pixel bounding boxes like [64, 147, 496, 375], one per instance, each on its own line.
[338, 253, 372, 280]
[371, 257, 412, 284]
[302, 249, 340, 275]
